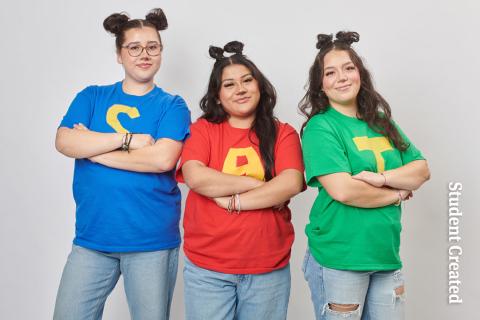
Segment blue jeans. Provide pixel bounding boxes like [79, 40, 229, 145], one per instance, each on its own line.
[53, 244, 179, 320]
[302, 249, 405, 320]
[183, 256, 290, 320]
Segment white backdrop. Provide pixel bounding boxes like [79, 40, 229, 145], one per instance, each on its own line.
[0, 0, 478, 319]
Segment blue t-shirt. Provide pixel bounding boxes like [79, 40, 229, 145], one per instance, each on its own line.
[60, 81, 191, 252]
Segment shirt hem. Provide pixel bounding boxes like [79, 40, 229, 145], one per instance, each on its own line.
[185, 253, 290, 275]
[73, 239, 181, 253]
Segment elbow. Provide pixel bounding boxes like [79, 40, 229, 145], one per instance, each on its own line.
[55, 128, 77, 158]
[55, 136, 74, 158]
[412, 162, 431, 190]
[155, 157, 178, 173]
[289, 179, 304, 197]
[183, 173, 200, 191]
[328, 189, 352, 204]
[423, 164, 431, 182]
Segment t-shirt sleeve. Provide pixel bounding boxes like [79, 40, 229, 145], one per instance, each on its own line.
[302, 118, 351, 188]
[175, 120, 211, 183]
[155, 96, 191, 142]
[392, 120, 425, 164]
[274, 124, 304, 173]
[59, 86, 95, 128]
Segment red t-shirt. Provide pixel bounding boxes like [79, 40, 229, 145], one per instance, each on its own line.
[176, 118, 304, 274]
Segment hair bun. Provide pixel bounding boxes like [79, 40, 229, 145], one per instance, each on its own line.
[335, 31, 360, 46]
[209, 46, 225, 60]
[103, 13, 130, 35]
[224, 41, 244, 55]
[145, 8, 168, 31]
[316, 34, 333, 50]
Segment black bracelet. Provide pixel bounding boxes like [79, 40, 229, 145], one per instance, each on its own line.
[126, 133, 134, 153]
[121, 133, 129, 151]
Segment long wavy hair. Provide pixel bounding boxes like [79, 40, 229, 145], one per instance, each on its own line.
[200, 41, 278, 181]
[299, 31, 407, 151]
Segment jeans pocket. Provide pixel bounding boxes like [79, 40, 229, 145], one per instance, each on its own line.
[301, 248, 311, 274]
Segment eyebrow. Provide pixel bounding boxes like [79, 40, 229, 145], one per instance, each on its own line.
[125, 41, 160, 46]
[324, 62, 354, 70]
[221, 73, 253, 83]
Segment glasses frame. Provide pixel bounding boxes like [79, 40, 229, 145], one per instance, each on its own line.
[121, 42, 163, 57]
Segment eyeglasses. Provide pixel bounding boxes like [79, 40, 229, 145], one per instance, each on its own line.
[121, 42, 162, 57]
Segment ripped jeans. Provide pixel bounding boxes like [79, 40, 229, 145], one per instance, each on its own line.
[302, 249, 405, 320]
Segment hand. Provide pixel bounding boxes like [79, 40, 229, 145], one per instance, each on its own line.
[273, 202, 286, 211]
[129, 134, 155, 150]
[213, 196, 230, 209]
[73, 123, 89, 131]
[352, 171, 385, 187]
[399, 189, 413, 201]
[89, 155, 99, 163]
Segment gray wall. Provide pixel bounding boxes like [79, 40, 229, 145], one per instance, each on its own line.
[1, 0, 477, 318]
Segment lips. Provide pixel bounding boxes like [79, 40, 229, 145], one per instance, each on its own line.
[137, 63, 152, 69]
[335, 84, 351, 91]
[235, 97, 251, 104]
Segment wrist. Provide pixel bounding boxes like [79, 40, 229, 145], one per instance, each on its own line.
[393, 190, 403, 206]
[380, 172, 387, 187]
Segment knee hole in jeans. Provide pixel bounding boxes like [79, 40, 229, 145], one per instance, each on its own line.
[328, 303, 360, 312]
[395, 285, 405, 296]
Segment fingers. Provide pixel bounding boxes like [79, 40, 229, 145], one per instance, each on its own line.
[73, 123, 88, 130]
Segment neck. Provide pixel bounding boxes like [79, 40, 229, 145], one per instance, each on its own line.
[227, 115, 255, 129]
[330, 100, 358, 118]
[122, 78, 155, 96]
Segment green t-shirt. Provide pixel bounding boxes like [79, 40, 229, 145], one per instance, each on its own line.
[302, 106, 424, 271]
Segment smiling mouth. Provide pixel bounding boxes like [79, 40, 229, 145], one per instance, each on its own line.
[137, 64, 152, 69]
[335, 84, 351, 91]
[235, 97, 251, 103]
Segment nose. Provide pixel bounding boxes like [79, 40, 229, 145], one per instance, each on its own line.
[139, 48, 150, 59]
[338, 71, 348, 82]
[236, 82, 247, 95]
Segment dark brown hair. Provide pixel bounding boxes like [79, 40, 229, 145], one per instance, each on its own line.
[103, 8, 168, 52]
[299, 31, 407, 151]
[200, 41, 278, 181]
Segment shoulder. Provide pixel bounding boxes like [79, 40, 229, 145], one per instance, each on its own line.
[76, 83, 118, 99]
[190, 118, 219, 131]
[303, 112, 335, 134]
[275, 120, 300, 138]
[154, 88, 188, 108]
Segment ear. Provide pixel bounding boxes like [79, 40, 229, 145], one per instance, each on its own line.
[117, 51, 123, 65]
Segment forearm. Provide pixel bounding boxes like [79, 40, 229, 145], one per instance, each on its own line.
[340, 180, 401, 208]
[91, 139, 182, 173]
[182, 161, 264, 198]
[55, 127, 123, 158]
[383, 160, 430, 191]
[319, 173, 401, 208]
[237, 169, 304, 211]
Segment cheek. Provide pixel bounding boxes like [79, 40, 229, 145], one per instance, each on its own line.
[322, 77, 334, 91]
[218, 88, 230, 105]
[250, 82, 260, 96]
[351, 71, 361, 84]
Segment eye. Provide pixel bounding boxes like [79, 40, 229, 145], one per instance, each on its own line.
[129, 45, 141, 52]
[223, 82, 234, 88]
[325, 71, 334, 77]
[243, 77, 254, 83]
[148, 44, 160, 51]
[346, 65, 356, 71]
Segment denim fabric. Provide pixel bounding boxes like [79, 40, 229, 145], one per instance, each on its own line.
[302, 248, 405, 320]
[53, 245, 179, 320]
[183, 256, 290, 320]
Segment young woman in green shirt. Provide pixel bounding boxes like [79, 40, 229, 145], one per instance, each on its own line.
[299, 31, 430, 320]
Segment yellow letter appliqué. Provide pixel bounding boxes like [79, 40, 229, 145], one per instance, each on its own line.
[106, 104, 140, 133]
[222, 147, 265, 180]
[352, 136, 393, 173]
